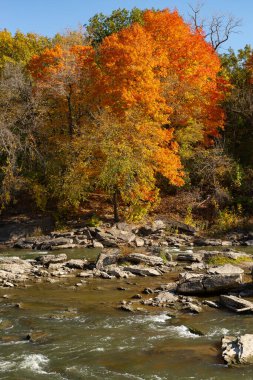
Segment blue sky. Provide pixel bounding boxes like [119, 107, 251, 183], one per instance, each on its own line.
[1, 0, 252, 51]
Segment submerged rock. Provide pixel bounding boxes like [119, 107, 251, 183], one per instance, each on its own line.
[26, 331, 49, 344]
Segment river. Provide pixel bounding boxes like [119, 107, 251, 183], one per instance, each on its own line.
[0, 247, 253, 380]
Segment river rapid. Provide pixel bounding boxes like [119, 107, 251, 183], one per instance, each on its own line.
[0, 247, 253, 380]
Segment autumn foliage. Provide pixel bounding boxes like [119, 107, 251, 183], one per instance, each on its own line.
[1, 9, 228, 220]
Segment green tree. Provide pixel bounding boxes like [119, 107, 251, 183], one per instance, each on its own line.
[85, 7, 144, 46]
[0, 29, 52, 70]
[221, 46, 253, 165]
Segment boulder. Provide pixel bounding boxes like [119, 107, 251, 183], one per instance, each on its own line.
[177, 252, 203, 263]
[91, 229, 119, 247]
[26, 331, 49, 344]
[182, 302, 202, 314]
[37, 237, 74, 250]
[137, 225, 156, 236]
[166, 219, 196, 235]
[152, 220, 166, 230]
[36, 254, 67, 266]
[105, 265, 129, 278]
[184, 263, 206, 271]
[95, 250, 119, 270]
[152, 291, 178, 306]
[222, 334, 253, 365]
[109, 227, 136, 243]
[194, 238, 222, 247]
[177, 272, 243, 295]
[65, 259, 87, 269]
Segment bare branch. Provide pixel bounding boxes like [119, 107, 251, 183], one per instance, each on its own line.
[188, 2, 242, 50]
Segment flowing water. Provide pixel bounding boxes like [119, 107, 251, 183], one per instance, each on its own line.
[0, 247, 253, 380]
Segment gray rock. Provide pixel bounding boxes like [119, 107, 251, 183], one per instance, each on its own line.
[100, 271, 114, 279]
[105, 265, 129, 278]
[220, 295, 253, 313]
[202, 300, 220, 308]
[135, 238, 145, 247]
[153, 291, 178, 306]
[26, 331, 49, 344]
[244, 240, 253, 246]
[183, 302, 202, 314]
[50, 231, 74, 238]
[36, 254, 67, 266]
[208, 264, 244, 275]
[93, 241, 104, 248]
[90, 228, 119, 247]
[125, 253, 163, 266]
[78, 271, 94, 278]
[109, 227, 136, 243]
[222, 334, 253, 365]
[177, 253, 203, 263]
[156, 283, 177, 292]
[177, 272, 243, 294]
[152, 220, 166, 230]
[96, 250, 119, 270]
[194, 238, 222, 247]
[137, 225, 156, 236]
[65, 259, 87, 269]
[166, 220, 196, 235]
[123, 265, 161, 277]
[184, 263, 206, 271]
[51, 244, 77, 250]
[120, 304, 134, 312]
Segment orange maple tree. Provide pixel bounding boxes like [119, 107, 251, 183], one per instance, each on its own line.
[97, 9, 227, 141]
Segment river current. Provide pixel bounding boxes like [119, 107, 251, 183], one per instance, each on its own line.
[0, 247, 253, 380]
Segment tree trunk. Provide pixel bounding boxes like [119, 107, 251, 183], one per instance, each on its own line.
[113, 190, 120, 223]
[67, 85, 74, 137]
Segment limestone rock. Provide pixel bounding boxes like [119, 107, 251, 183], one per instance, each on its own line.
[177, 272, 243, 294]
[123, 265, 161, 277]
[208, 264, 244, 275]
[125, 253, 163, 266]
[220, 294, 253, 313]
[222, 334, 253, 365]
[36, 254, 67, 266]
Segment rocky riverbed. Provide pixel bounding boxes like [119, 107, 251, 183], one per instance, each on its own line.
[1, 219, 253, 377]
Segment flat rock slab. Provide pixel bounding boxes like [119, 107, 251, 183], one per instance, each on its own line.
[177, 253, 203, 263]
[123, 265, 161, 277]
[220, 295, 253, 313]
[208, 264, 244, 275]
[36, 254, 67, 266]
[222, 334, 253, 364]
[125, 253, 163, 266]
[177, 272, 243, 295]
